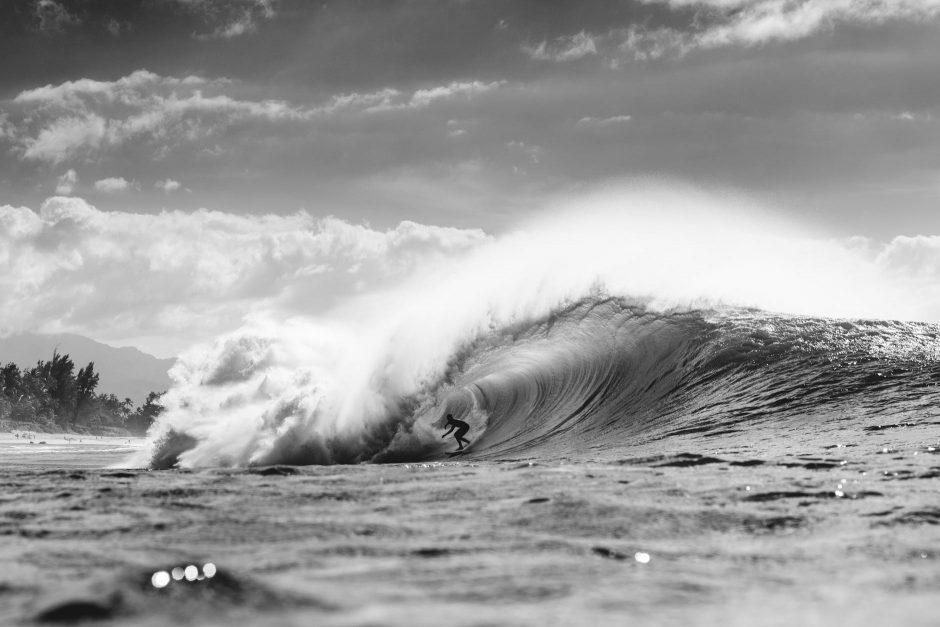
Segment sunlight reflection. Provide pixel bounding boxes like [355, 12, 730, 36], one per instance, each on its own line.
[152, 563, 219, 589]
[151, 571, 170, 589]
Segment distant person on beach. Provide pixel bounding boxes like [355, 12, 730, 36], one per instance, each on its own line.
[441, 414, 471, 450]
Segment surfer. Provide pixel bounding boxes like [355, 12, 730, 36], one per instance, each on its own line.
[441, 414, 471, 451]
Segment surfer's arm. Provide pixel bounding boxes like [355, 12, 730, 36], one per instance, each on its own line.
[441, 425, 455, 438]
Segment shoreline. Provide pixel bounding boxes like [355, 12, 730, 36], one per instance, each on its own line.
[0, 419, 136, 438]
[0, 431, 147, 470]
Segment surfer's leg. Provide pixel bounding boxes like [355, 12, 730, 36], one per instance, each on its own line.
[455, 426, 470, 447]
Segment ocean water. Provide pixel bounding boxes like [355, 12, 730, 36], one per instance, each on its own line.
[3, 301, 939, 626]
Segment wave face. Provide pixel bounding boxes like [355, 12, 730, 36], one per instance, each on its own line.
[135, 186, 940, 468]
[446, 300, 940, 461]
[144, 297, 940, 468]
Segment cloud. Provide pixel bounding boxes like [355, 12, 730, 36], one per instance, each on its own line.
[105, 19, 132, 37]
[445, 119, 472, 139]
[155, 179, 182, 193]
[13, 70, 208, 107]
[170, 0, 278, 40]
[9, 70, 308, 164]
[7, 70, 505, 164]
[506, 140, 541, 164]
[521, 27, 686, 66]
[320, 81, 505, 115]
[576, 115, 632, 127]
[619, 0, 940, 59]
[317, 88, 402, 114]
[33, 0, 80, 34]
[869, 234, 940, 321]
[94, 177, 137, 193]
[876, 234, 940, 280]
[22, 115, 107, 163]
[528, 2, 940, 67]
[55, 169, 78, 195]
[408, 82, 503, 110]
[611, 26, 694, 62]
[0, 197, 490, 355]
[523, 31, 598, 63]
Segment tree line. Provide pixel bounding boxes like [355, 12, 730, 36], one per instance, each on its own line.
[0, 351, 165, 435]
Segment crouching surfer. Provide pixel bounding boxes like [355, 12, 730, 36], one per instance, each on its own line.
[441, 414, 471, 451]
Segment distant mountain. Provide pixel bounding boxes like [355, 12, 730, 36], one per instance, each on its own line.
[0, 333, 175, 405]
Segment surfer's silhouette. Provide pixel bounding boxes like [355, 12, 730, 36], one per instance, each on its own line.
[441, 414, 471, 451]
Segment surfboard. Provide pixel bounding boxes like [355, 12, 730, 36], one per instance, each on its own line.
[447, 449, 468, 457]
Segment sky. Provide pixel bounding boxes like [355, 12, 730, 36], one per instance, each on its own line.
[2, 0, 940, 357]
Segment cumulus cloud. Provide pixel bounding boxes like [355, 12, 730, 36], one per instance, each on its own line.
[55, 169, 78, 195]
[523, 31, 598, 62]
[94, 177, 137, 193]
[0, 197, 490, 355]
[155, 179, 182, 193]
[618, 0, 940, 59]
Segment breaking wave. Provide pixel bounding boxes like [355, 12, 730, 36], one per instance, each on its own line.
[130, 185, 940, 468]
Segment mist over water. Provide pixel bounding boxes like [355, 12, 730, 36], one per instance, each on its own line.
[132, 185, 940, 468]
